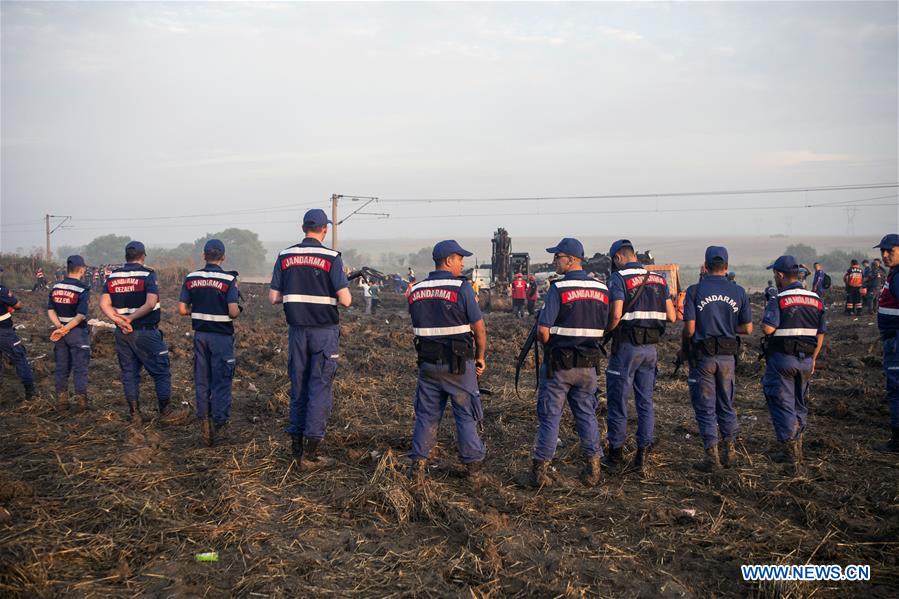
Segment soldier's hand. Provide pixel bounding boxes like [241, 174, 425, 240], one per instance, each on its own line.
[49, 328, 67, 342]
[810, 358, 816, 376]
[475, 359, 486, 377]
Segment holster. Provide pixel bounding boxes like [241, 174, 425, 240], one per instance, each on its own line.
[544, 346, 601, 378]
[694, 336, 739, 357]
[767, 337, 816, 357]
[619, 326, 662, 348]
[414, 337, 474, 374]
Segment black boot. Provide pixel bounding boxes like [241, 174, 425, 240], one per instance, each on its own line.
[601, 445, 625, 472]
[408, 458, 427, 484]
[693, 445, 721, 472]
[580, 456, 602, 487]
[633, 444, 652, 474]
[290, 435, 304, 460]
[23, 383, 35, 402]
[879, 427, 899, 453]
[300, 437, 336, 470]
[527, 459, 552, 487]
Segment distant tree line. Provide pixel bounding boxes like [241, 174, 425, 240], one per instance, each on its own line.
[783, 243, 882, 273]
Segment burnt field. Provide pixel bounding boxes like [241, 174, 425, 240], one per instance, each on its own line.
[1, 283, 897, 598]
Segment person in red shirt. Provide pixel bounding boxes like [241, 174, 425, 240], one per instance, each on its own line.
[511, 272, 527, 318]
[526, 274, 539, 315]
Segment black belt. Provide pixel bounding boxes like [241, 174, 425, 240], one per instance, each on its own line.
[133, 324, 159, 331]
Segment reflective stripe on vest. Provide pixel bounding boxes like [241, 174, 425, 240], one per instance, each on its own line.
[773, 328, 819, 337]
[879, 307, 899, 316]
[0, 312, 11, 322]
[53, 283, 85, 293]
[411, 279, 464, 291]
[116, 303, 161, 314]
[412, 324, 472, 337]
[283, 294, 338, 305]
[549, 326, 605, 337]
[191, 312, 233, 323]
[621, 310, 667, 321]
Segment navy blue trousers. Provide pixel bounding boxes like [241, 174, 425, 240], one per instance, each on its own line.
[606, 342, 658, 449]
[54, 327, 91, 394]
[286, 325, 339, 439]
[409, 360, 486, 464]
[688, 354, 738, 449]
[763, 351, 812, 442]
[883, 336, 899, 428]
[532, 365, 601, 460]
[0, 328, 33, 385]
[193, 331, 235, 425]
[114, 328, 171, 406]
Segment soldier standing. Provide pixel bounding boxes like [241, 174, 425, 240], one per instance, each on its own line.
[874, 234, 899, 452]
[47, 255, 92, 411]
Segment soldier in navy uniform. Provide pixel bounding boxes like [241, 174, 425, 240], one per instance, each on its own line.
[0, 267, 35, 401]
[874, 234, 899, 452]
[47, 255, 92, 411]
[99, 241, 172, 422]
[179, 239, 241, 446]
[528, 238, 609, 488]
[407, 240, 487, 485]
[761, 255, 826, 474]
[682, 247, 753, 471]
[603, 239, 676, 473]
[270, 209, 351, 469]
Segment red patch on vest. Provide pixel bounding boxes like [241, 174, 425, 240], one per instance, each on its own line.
[51, 289, 78, 305]
[107, 278, 145, 294]
[625, 273, 667, 290]
[408, 288, 459, 304]
[281, 255, 332, 272]
[561, 289, 609, 304]
[779, 295, 823, 311]
[186, 278, 229, 292]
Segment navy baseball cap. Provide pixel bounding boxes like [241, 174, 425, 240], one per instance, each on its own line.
[125, 240, 145, 254]
[608, 239, 634, 257]
[67, 255, 86, 268]
[546, 238, 585, 259]
[303, 208, 332, 227]
[767, 255, 800, 273]
[432, 240, 473, 261]
[873, 233, 899, 249]
[204, 238, 225, 254]
[705, 246, 728, 264]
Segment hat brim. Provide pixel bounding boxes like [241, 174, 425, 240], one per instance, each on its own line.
[545, 246, 561, 254]
[874, 243, 897, 249]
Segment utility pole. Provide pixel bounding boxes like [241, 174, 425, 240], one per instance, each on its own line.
[331, 193, 339, 249]
[45, 214, 72, 261]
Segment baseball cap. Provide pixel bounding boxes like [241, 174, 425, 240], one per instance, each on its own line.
[303, 208, 332, 228]
[432, 240, 473, 262]
[704, 246, 728, 264]
[767, 255, 800, 273]
[204, 238, 225, 254]
[873, 233, 899, 249]
[125, 240, 146, 254]
[608, 239, 634, 257]
[546, 238, 586, 259]
[67, 255, 86, 268]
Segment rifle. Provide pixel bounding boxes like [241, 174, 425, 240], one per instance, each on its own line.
[515, 309, 541, 400]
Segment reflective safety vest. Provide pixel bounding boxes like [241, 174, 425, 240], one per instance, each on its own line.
[49, 278, 90, 328]
[183, 266, 236, 334]
[105, 263, 160, 327]
[846, 266, 863, 288]
[276, 242, 341, 326]
[408, 277, 473, 342]
[878, 267, 899, 334]
[613, 266, 668, 332]
[772, 287, 824, 345]
[547, 278, 609, 349]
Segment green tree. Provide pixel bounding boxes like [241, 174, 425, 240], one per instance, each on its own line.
[784, 243, 817, 266]
[192, 228, 267, 275]
[83, 234, 132, 264]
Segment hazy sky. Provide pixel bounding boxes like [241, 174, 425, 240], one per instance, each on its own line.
[2, 1, 897, 253]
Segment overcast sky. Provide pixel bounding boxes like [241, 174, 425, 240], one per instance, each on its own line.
[2, 1, 897, 253]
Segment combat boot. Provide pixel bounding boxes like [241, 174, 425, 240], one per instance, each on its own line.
[527, 459, 552, 488]
[782, 440, 803, 476]
[23, 383, 35, 402]
[601, 445, 625, 472]
[693, 445, 721, 472]
[290, 435, 304, 460]
[57, 390, 69, 411]
[796, 432, 805, 462]
[408, 458, 427, 484]
[127, 401, 144, 424]
[464, 461, 484, 487]
[878, 428, 899, 453]
[199, 418, 213, 447]
[632, 444, 652, 474]
[213, 422, 228, 444]
[721, 438, 738, 467]
[580, 456, 602, 487]
[75, 394, 89, 412]
[299, 437, 336, 471]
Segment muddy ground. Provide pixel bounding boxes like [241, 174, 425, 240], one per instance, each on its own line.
[0, 283, 897, 598]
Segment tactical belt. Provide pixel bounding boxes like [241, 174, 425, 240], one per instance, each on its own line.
[614, 326, 662, 353]
[693, 336, 739, 357]
[544, 346, 601, 378]
[767, 337, 816, 357]
[414, 337, 474, 375]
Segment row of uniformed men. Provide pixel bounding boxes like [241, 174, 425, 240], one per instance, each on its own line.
[3, 211, 897, 476]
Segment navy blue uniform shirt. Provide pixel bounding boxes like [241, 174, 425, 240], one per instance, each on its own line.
[48, 277, 91, 328]
[270, 238, 349, 327]
[0, 285, 17, 329]
[102, 263, 161, 327]
[683, 275, 752, 340]
[408, 270, 482, 343]
[539, 270, 610, 349]
[180, 264, 239, 334]
[763, 282, 827, 344]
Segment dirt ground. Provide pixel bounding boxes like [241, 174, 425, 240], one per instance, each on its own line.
[0, 283, 897, 598]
